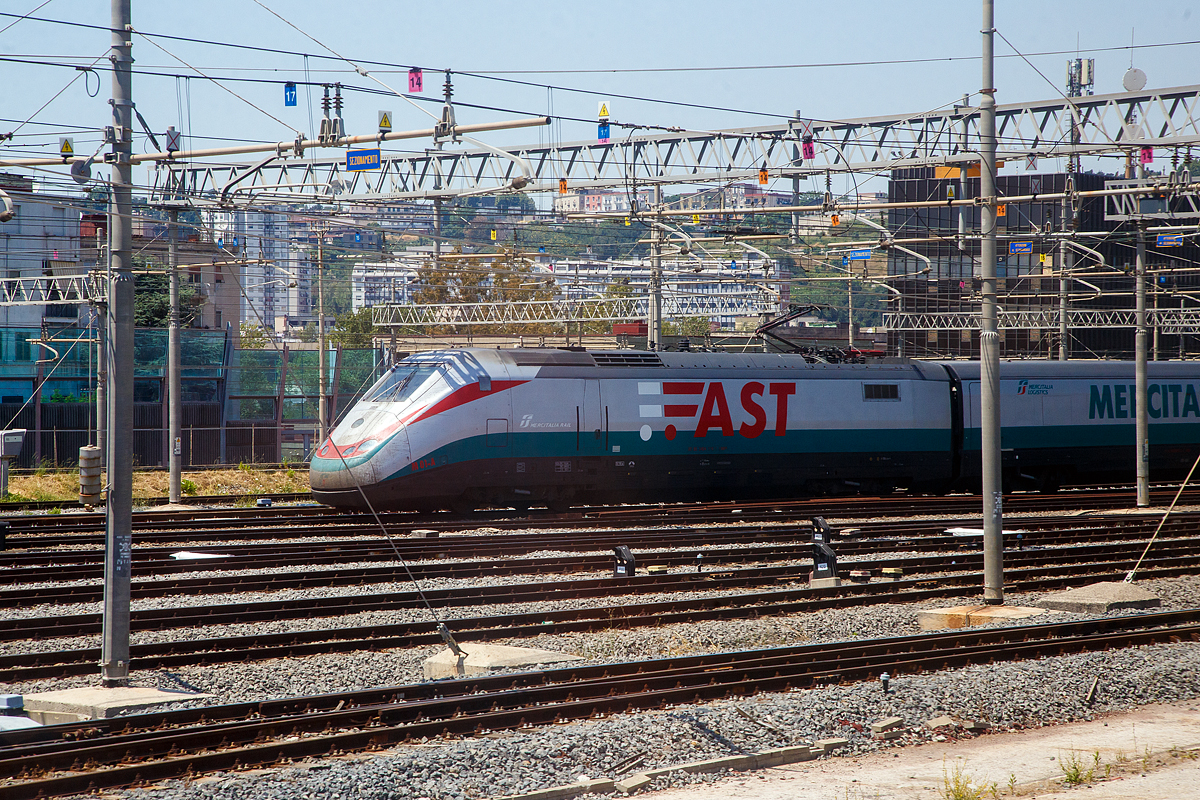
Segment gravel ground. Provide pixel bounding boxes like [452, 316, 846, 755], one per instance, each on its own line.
[4, 505, 1197, 799]
[81, 638, 1200, 800]
[7, 575, 1200, 702]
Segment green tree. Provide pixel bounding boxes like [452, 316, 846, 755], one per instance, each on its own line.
[580, 279, 634, 334]
[408, 247, 557, 335]
[662, 316, 713, 337]
[789, 267, 889, 327]
[134, 270, 202, 328]
[496, 193, 536, 213]
[330, 307, 377, 348]
[238, 322, 270, 349]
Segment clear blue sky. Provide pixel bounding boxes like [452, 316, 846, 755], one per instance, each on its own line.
[2, 1, 1197, 195]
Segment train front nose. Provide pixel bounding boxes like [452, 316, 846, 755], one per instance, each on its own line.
[310, 414, 410, 508]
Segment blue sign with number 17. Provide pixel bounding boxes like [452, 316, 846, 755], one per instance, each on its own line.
[284, 82, 297, 107]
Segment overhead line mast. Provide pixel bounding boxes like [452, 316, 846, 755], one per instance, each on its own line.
[101, 0, 134, 687]
[979, 0, 1004, 606]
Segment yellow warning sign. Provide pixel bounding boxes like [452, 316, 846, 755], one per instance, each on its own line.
[378, 111, 393, 131]
[489, 229, 497, 241]
[624, 217, 631, 226]
[598, 101, 611, 119]
[59, 137, 74, 156]
[691, 214, 700, 224]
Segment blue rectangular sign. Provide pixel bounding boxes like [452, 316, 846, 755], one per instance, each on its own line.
[284, 82, 297, 107]
[1009, 241, 1033, 254]
[346, 149, 381, 171]
[848, 249, 871, 260]
[1158, 233, 1184, 247]
[597, 122, 610, 141]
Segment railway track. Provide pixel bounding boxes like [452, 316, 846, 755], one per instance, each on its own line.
[3, 506, 1193, 566]
[3, 485, 1199, 547]
[2, 609, 1198, 800]
[2, 512, 1196, 600]
[3, 536, 1200, 646]
[3, 543, 1197, 683]
[2, 516, 1195, 611]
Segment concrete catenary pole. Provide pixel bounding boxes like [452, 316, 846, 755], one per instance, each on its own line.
[102, 0, 135, 685]
[96, 251, 107, 465]
[317, 227, 327, 443]
[649, 186, 663, 351]
[979, 0, 1005, 605]
[1059, 67, 1081, 362]
[791, 111, 802, 245]
[1135, 222, 1150, 506]
[168, 207, 181, 504]
[1058, 220, 1072, 360]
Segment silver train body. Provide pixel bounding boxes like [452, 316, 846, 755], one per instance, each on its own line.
[310, 348, 1200, 510]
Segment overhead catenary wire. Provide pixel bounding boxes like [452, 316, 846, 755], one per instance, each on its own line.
[0, 0, 54, 37]
[248, 0, 441, 125]
[130, 26, 300, 136]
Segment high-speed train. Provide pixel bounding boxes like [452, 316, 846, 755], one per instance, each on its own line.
[309, 348, 1200, 511]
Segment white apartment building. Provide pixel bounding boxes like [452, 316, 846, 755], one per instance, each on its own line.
[205, 206, 312, 332]
[351, 261, 421, 309]
[0, 175, 83, 329]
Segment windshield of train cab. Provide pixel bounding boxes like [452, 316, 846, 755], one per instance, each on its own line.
[364, 362, 446, 403]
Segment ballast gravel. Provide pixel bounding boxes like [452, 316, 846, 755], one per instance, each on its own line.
[7, 575, 1200, 697]
[2, 509, 1196, 799]
[85, 639, 1200, 800]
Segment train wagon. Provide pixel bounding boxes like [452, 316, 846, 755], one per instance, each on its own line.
[310, 348, 1200, 511]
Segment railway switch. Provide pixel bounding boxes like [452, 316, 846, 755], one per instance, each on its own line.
[613, 546, 637, 578]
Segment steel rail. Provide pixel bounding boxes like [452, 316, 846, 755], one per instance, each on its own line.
[2, 515, 1195, 608]
[1, 514, 1193, 607]
[3, 552, 1197, 683]
[3, 610, 1200, 799]
[3, 537, 1200, 643]
[4, 507, 1194, 570]
[2, 486, 1196, 543]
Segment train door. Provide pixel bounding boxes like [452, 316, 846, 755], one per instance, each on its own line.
[482, 370, 512, 458]
[579, 379, 604, 455]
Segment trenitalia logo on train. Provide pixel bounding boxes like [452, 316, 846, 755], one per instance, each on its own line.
[1089, 383, 1200, 419]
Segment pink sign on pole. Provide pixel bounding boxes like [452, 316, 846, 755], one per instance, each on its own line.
[802, 140, 816, 161]
[1140, 146, 1153, 165]
[408, 68, 423, 93]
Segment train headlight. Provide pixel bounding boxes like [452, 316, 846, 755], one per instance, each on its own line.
[357, 439, 379, 454]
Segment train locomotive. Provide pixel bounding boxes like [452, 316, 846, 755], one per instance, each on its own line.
[310, 348, 1200, 511]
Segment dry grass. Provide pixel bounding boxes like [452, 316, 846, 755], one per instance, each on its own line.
[4, 465, 310, 504]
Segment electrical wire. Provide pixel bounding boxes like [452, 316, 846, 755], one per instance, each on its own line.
[130, 26, 299, 136]
[0, 0, 54, 36]
[249, 0, 441, 125]
[2, 50, 108, 141]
